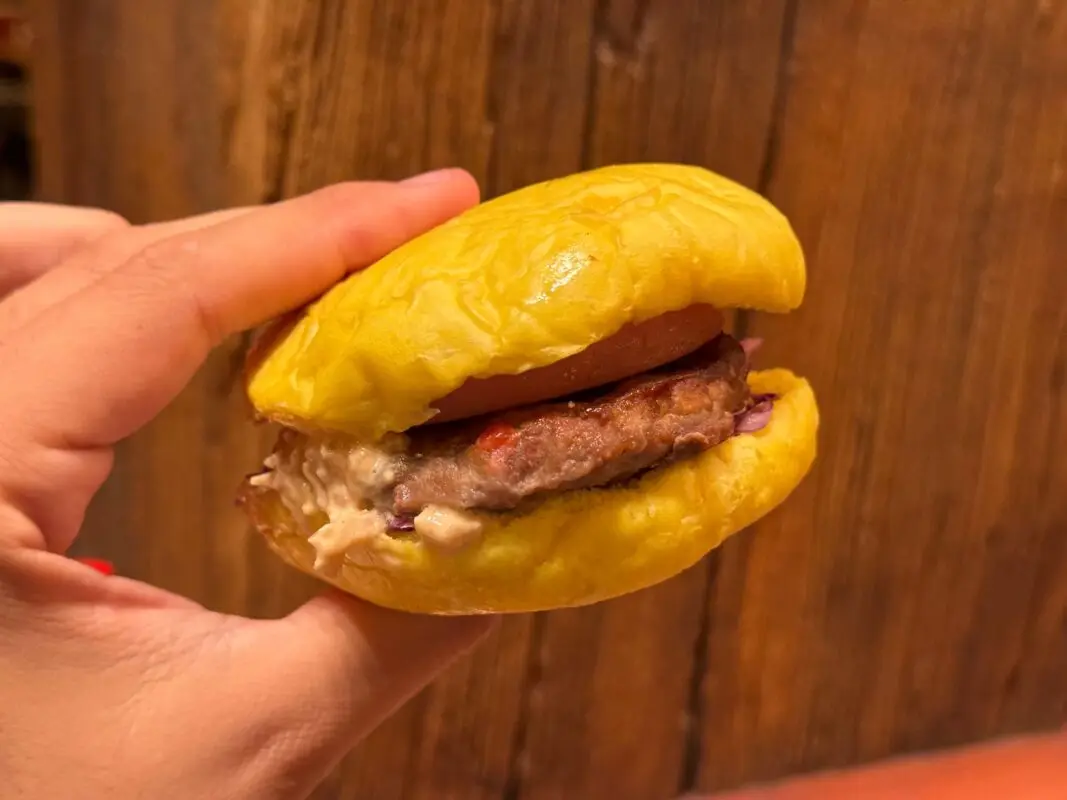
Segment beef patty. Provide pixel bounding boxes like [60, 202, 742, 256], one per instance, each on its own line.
[391, 333, 754, 515]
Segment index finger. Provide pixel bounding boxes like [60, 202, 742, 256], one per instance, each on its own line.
[0, 203, 128, 297]
[0, 170, 480, 451]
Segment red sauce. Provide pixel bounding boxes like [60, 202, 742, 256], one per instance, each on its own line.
[476, 422, 518, 453]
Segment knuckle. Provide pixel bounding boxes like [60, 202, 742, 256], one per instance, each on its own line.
[90, 209, 132, 236]
[122, 237, 222, 344]
[312, 180, 378, 206]
[306, 180, 407, 229]
[69, 210, 132, 255]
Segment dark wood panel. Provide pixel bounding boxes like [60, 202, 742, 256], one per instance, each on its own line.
[217, 2, 603, 797]
[509, 3, 795, 799]
[217, 3, 514, 798]
[29, 0, 1067, 798]
[399, 1, 603, 798]
[692, 0, 1067, 792]
[0, 1, 30, 70]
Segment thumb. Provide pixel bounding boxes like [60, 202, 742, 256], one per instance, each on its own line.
[229, 591, 494, 793]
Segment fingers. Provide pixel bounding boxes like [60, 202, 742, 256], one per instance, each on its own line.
[1, 170, 479, 454]
[0, 206, 256, 336]
[222, 593, 494, 796]
[0, 203, 128, 297]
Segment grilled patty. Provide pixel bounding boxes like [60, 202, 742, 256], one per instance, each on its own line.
[392, 333, 753, 514]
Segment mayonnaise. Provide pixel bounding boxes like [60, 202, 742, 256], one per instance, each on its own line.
[262, 437, 401, 525]
[413, 504, 483, 550]
[253, 434, 483, 571]
[308, 509, 387, 574]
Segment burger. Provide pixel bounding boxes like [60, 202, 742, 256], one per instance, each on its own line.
[237, 163, 818, 615]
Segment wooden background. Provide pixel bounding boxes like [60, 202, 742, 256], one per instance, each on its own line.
[29, 1, 1067, 798]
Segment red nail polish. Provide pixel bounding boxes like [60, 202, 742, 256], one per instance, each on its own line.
[76, 558, 115, 576]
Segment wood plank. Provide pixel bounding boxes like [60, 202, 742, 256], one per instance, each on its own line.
[399, 1, 603, 797]
[30, 0, 243, 614]
[215, 3, 530, 798]
[0, 1, 32, 71]
[215, 1, 606, 796]
[509, 3, 794, 799]
[692, 0, 1067, 792]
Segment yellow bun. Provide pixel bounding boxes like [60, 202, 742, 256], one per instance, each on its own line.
[239, 369, 818, 615]
[246, 163, 805, 439]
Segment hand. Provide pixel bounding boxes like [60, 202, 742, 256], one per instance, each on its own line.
[0, 171, 494, 799]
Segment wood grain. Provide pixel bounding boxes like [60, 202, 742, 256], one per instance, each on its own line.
[0, 1, 31, 71]
[692, 0, 1067, 792]
[508, 4, 797, 799]
[28, 0, 1067, 798]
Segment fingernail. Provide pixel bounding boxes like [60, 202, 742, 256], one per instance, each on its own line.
[76, 557, 115, 576]
[400, 168, 457, 187]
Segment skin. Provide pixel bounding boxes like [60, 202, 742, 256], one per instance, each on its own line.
[685, 730, 1067, 798]
[0, 170, 495, 799]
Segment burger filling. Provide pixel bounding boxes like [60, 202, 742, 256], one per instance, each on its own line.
[248, 333, 775, 572]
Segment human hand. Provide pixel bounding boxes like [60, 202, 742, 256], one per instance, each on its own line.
[0, 171, 494, 799]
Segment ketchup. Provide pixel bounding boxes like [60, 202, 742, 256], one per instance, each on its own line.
[475, 422, 518, 453]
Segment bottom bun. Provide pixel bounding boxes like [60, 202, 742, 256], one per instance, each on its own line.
[242, 369, 818, 615]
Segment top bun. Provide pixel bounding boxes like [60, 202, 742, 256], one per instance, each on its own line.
[245, 163, 805, 440]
